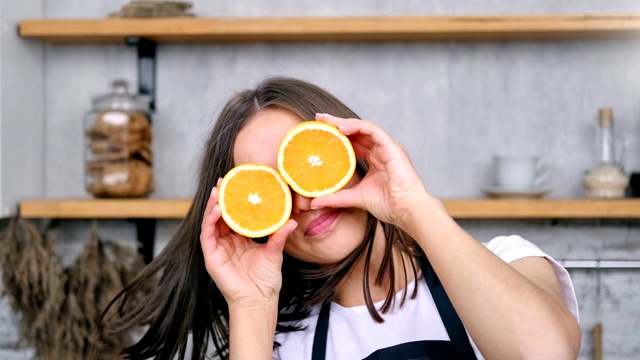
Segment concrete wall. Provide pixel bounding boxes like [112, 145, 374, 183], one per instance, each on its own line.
[1, 0, 640, 359]
[0, 0, 45, 217]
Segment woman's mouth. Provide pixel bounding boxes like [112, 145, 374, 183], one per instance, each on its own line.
[305, 210, 342, 236]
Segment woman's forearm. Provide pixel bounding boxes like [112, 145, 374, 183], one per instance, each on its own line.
[228, 299, 278, 360]
[403, 193, 580, 359]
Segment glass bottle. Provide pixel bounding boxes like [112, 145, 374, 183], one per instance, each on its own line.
[84, 80, 154, 198]
[583, 108, 628, 198]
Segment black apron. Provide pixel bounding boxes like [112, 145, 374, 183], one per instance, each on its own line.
[310, 258, 478, 360]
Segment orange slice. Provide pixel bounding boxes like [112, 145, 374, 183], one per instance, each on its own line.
[277, 121, 356, 198]
[218, 164, 292, 238]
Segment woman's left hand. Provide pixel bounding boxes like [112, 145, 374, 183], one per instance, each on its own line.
[310, 113, 432, 229]
[200, 180, 297, 310]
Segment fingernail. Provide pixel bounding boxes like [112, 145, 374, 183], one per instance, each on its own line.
[213, 204, 219, 213]
[310, 206, 324, 210]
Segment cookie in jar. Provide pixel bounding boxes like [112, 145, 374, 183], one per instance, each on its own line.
[84, 80, 154, 198]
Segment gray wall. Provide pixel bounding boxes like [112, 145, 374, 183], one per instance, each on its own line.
[2, 0, 640, 359]
[0, 0, 44, 217]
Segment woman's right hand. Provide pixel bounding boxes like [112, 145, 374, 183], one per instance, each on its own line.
[200, 180, 298, 309]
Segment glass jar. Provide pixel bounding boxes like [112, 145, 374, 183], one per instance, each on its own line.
[84, 80, 154, 198]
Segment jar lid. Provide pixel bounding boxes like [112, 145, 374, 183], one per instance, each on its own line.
[92, 80, 150, 112]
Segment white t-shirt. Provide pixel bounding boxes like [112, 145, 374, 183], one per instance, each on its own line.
[274, 235, 579, 360]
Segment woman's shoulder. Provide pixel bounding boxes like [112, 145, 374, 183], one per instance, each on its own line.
[482, 235, 580, 321]
[482, 235, 548, 263]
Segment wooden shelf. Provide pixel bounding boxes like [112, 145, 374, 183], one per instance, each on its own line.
[20, 199, 191, 219]
[18, 198, 640, 219]
[444, 199, 640, 219]
[18, 14, 640, 44]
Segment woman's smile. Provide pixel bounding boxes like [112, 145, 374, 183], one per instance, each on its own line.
[304, 209, 342, 236]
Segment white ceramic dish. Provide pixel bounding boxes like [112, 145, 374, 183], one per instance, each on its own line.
[482, 186, 551, 199]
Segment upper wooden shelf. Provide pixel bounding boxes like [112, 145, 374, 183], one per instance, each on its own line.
[18, 198, 640, 219]
[18, 14, 640, 44]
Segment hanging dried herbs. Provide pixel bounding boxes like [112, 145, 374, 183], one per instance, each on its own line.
[0, 218, 146, 359]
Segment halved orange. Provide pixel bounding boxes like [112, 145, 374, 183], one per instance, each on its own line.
[277, 121, 356, 198]
[218, 164, 292, 238]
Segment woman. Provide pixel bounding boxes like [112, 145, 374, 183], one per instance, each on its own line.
[103, 77, 580, 359]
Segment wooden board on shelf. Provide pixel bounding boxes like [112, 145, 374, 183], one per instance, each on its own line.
[18, 14, 640, 44]
[18, 198, 640, 219]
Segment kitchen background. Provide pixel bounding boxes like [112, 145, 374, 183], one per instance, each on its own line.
[2, 0, 640, 359]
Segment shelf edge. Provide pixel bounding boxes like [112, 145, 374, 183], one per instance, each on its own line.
[19, 199, 191, 219]
[19, 14, 640, 44]
[18, 198, 640, 219]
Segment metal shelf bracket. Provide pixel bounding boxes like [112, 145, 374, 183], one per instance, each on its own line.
[131, 218, 156, 264]
[125, 37, 157, 263]
[125, 37, 157, 112]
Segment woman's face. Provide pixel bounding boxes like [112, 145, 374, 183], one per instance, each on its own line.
[233, 107, 368, 264]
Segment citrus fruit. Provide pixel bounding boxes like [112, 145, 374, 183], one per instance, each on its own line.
[277, 121, 356, 198]
[218, 164, 292, 238]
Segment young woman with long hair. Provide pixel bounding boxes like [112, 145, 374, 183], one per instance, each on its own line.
[102, 76, 580, 359]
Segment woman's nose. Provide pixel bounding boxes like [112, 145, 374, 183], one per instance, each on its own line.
[291, 191, 312, 214]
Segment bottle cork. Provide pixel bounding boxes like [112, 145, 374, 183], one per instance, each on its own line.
[599, 108, 613, 128]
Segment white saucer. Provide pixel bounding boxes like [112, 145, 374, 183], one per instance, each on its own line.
[482, 186, 551, 199]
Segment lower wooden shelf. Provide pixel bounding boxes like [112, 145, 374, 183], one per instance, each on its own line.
[444, 198, 640, 219]
[18, 198, 640, 219]
[19, 198, 191, 219]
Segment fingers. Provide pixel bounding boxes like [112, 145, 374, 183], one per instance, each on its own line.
[315, 113, 376, 137]
[351, 140, 374, 160]
[316, 113, 398, 157]
[265, 219, 297, 256]
[310, 187, 362, 210]
[315, 113, 359, 127]
[202, 184, 218, 226]
[201, 184, 220, 237]
[201, 178, 233, 251]
[200, 184, 222, 257]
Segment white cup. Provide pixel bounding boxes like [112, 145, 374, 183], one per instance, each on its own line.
[493, 155, 551, 189]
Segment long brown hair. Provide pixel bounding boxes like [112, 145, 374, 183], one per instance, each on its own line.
[101, 77, 424, 359]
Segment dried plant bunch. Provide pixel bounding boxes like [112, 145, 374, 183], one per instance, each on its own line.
[0, 217, 65, 356]
[0, 218, 146, 359]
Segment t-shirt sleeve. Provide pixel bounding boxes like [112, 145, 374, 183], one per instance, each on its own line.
[483, 235, 579, 321]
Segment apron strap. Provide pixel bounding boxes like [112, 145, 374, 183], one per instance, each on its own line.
[310, 257, 477, 359]
[311, 300, 331, 360]
[418, 257, 476, 356]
